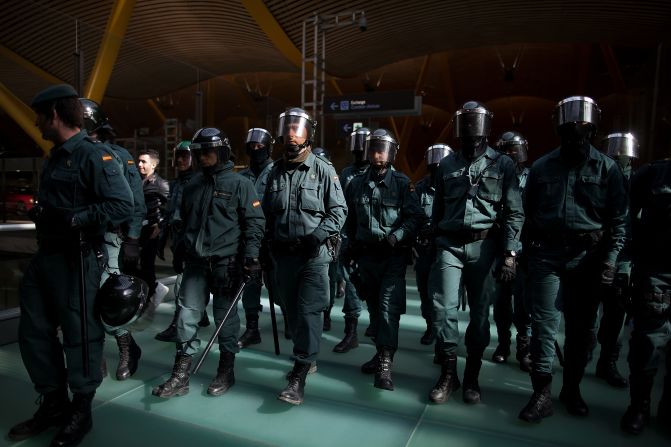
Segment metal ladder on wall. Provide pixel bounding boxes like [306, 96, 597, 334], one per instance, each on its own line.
[301, 13, 325, 148]
[163, 118, 180, 179]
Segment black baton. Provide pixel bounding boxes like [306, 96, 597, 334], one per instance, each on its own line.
[264, 270, 280, 356]
[192, 277, 250, 375]
[79, 231, 90, 377]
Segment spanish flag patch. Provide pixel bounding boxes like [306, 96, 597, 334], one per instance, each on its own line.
[252, 200, 261, 208]
[127, 160, 135, 165]
[102, 155, 113, 161]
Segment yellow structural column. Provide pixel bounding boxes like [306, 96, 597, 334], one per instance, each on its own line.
[0, 82, 51, 154]
[84, 0, 136, 103]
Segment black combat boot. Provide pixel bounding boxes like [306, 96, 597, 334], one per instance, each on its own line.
[50, 391, 94, 447]
[152, 353, 192, 398]
[323, 306, 332, 332]
[596, 350, 628, 388]
[516, 335, 532, 372]
[100, 358, 108, 378]
[620, 373, 654, 435]
[115, 332, 141, 380]
[278, 361, 311, 405]
[361, 352, 379, 374]
[429, 354, 460, 404]
[155, 307, 180, 342]
[198, 310, 210, 327]
[333, 317, 359, 353]
[559, 384, 589, 417]
[238, 314, 262, 348]
[374, 348, 395, 391]
[659, 375, 671, 432]
[492, 341, 511, 364]
[462, 356, 482, 404]
[519, 373, 554, 423]
[420, 318, 435, 345]
[207, 351, 235, 396]
[8, 388, 70, 441]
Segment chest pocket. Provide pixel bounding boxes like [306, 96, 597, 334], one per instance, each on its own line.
[213, 189, 235, 216]
[268, 179, 287, 213]
[576, 175, 607, 209]
[299, 181, 322, 213]
[536, 175, 562, 209]
[443, 173, 468, 201]
[477, 171, 503, 202]
[380, 191, 402, 227]
[51, 167, 78, 183]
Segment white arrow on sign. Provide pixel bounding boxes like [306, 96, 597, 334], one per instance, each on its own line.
[330, 102, 338, 111]
[342, 123, 352, 133]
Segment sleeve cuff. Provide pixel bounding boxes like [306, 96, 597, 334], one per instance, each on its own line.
[311, 228, 329, 243]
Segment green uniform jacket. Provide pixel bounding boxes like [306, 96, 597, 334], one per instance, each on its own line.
[525, 145, 627, 264]
[432, 147, 524, 252]
[345, 167, 424, 244]
[340, 163, 369, 191]
[108, 142, 146, 239]
[238, 160, 275, 203]
[415, 175, 435, 221]
[179, 161, 265, 259]
[263, 153, 347, 243]
[37, 131, 133, 241]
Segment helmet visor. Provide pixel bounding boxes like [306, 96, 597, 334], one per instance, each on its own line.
[554, 96, 600, 128]
[601, 133, 638, 159]
[277, 113, 313, 144]
[425, 144, 452, 165]
[454, 110, 492, 137]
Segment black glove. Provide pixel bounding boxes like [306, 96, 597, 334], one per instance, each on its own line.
[244, 257, 262, 280]
[387, 234, 398, 248]
[34, 204, 75, 230]
[497, 256, 517, 282]
[298, 233, 321, 258]
[600, 262, 616, 286]
[120, 237, 140, 268]
[172, 243, 186, 274]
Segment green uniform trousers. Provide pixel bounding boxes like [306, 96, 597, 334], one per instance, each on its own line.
[19, 246, 105, 394]
[414, 246, 434, 321]
[430, 237, 498, 358]
[273, 246, 330, 364]
[177, 256, 241, 356]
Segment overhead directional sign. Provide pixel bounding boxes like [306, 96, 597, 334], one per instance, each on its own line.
[324, 90, 421, 118]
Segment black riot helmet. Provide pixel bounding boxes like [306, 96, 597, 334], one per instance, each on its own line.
[79, 98, 115, 137]
[95, 273, 149, 332]
[277, 107, 316, 149]
[601, 132, 639, 159]
[365, 128, 399, 166]
[245, 127, 274, 166]
[453, 101, 493, 138]
[497, 131, 529, 164]
[425, 144, 453, 167]
[554, 96, 600, 149]
[190, 127, 232, 165]
[349, 127, 371, 152]
[312, 147, 330, 160]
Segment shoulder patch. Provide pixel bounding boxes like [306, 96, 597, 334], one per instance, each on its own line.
[332, 175, 339, 181]
[252, 200, 261, 208]
[127, 160, 135, 165]
[102, 155, 113, 161]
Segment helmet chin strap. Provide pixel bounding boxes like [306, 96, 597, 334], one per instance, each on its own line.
[285, 141, 310, 159]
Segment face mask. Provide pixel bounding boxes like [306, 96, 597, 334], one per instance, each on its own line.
[460, 137, 486, 159]
[249, 147, 270, 165]
[558, 123, 593, 164]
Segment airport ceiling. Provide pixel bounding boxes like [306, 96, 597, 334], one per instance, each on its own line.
[1, 0, 671, 168]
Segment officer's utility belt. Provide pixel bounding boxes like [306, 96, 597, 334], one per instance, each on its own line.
[530, 230, 603, 249]
[271, 239, 306, 255]
[358, 240, 410, 257]
[189, 254, 237, 268]
[438, 226, 497, 245]
[38, 235, 103, 256]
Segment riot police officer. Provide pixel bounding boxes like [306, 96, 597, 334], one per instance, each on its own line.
[333, 128, 370, 353]
[263, 108, 347, 405]
[236, 128, 279, 347]
[152, 128, 265, 398]
[344, 128, 424, 391]
[414, 144, 453, 345]
[155, 140, 210, 343]
[79, 98, 147, 381]
[592, 132, 639, 388]
[519, 96, 627, 423]
[620, 156, 671, 435]
[8, 84, 133, 446]
[428, 101, 524, 406]
[491, 131, 532, 371]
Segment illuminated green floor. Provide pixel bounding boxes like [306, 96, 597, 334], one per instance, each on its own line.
[0, 272, 668, 447]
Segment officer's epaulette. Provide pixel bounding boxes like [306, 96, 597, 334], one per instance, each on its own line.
[391, 170, 410, 180]
[313, 154, 333, 166]
[83, 135, 101, 144]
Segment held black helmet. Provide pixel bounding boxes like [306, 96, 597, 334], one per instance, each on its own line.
[277, 107, 316, 146]
[365, 128, 399, 165]
[425, 144, 453, 166]
[453, 101, 493, 138]
[349, 127, 371, 152]
[190, 127, 232, 164]
[312, 147, 330, 160]
[95, 273, 149, 332]
[497, 131, 529, 163]
[601, 132, 639, 159]
[80, 98, 114, 136]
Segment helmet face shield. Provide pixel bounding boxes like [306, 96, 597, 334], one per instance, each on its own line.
[601, 132, 639, 159]
[365, 129, 399, 165]
[190, 127, 231, 166]
[277, 109, 315, 145]
[245, 128, 274, 150]
[425, 144, 452, 166]
[554, 96, 600, 129]
[95, 273, 149, 332]
[172, 140, 192, 168]
[497, 131, 528, 163]
[79, 98, 109, 134]
[349, 128, 370, 152]
[454, 101, 493, 138]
